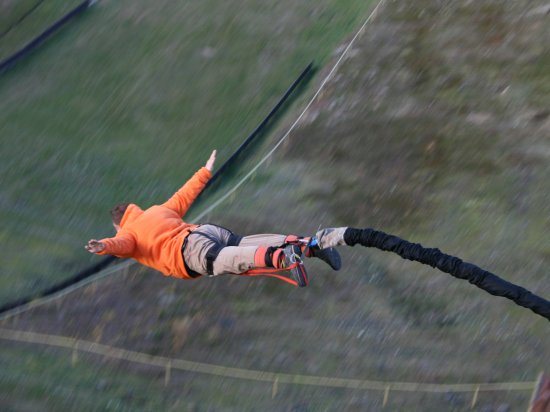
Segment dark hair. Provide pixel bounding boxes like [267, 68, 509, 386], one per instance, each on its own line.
[110, 203, 130, 226]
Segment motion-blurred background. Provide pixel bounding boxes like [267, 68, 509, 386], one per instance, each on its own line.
[1, 0, 549, 410]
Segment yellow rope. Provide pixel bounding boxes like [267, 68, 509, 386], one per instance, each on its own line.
[0, 327, 536, 393]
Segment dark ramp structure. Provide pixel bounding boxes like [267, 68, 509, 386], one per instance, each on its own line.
[344, 228, 550, 321]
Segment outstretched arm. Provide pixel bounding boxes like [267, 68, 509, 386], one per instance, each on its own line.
[162, 150, 216, 216]
[86, 232, 136, 257]
[205, 149, 216, 172]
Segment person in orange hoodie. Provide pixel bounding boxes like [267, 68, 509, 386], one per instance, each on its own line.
[85, 150, 341, 287]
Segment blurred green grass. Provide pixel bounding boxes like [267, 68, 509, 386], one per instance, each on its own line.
[0, 0, 83, 58]
[0, 0, 373, 304]
[0, 0, 39, 36]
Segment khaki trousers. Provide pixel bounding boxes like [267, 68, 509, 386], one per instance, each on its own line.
[182, 224, 287, 276]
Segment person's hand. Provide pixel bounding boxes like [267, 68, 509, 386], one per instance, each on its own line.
[85, 239, 105, 253]
[205, 149, 216, 172]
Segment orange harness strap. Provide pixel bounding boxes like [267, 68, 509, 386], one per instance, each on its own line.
[239, 263, 301, 287]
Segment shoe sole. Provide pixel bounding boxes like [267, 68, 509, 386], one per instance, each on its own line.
[284, 245, 309, 287]
[291, 261, 308, 287]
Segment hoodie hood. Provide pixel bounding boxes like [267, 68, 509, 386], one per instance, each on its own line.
[120, 204, 144, 228]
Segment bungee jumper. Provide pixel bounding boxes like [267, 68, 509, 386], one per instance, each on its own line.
[85, 150, 341, 287]
[86, 150, 550, 321]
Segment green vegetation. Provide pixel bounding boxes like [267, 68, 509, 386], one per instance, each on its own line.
[0, 0, 83, 59]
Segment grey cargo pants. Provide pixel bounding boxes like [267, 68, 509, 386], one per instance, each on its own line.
[182, 224, 287, 276]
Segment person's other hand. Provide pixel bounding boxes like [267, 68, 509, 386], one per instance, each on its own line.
[85, 239, 105, 253]
[205, 149, 216, 172]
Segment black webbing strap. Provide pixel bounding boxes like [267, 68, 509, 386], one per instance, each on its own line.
[205, 244, 224, 276]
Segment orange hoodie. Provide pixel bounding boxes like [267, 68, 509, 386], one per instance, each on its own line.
[98, 167, 211, 279]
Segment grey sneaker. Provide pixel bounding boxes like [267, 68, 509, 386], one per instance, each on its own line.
[311, 247, 342, 271]
[306, 237, 341, 270]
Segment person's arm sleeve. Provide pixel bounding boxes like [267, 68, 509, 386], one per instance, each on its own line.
[97, 232, 136, 258]
[161, 167, 212, 216]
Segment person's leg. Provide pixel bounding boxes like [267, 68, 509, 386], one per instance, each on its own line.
[213, 243, 308, 286]
[214, 233, 312, 275]
[213, 233, 289, 276]
[183, 224, 234, 275]
[235, 232, 341, 272]
[184, 226, 286, 276]
[213, 245, 258, 275]
[184, 225, 337, 283]
[238, 234, 287, 248]
[212, 233, 303, 276]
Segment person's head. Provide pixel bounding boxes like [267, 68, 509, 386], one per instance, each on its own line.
[110, 203, 130, 232]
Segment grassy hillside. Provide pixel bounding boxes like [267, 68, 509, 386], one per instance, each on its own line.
[1, 0, 549, 410]
[0, 0, 372, 304]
